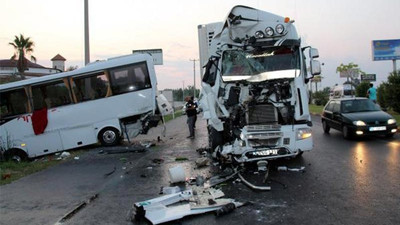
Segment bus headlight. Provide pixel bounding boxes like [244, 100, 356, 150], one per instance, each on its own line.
[353, 120, 366, 126]
[296, 128, 312, 140]
[388, 119, 396, 125]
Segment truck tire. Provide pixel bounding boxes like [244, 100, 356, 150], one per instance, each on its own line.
[209, 126, 223, 152]
[99, 127, 120, 146]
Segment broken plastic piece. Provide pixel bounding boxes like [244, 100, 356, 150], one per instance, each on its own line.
[168, 166, 186, 183]
[238, 172, 271, 191]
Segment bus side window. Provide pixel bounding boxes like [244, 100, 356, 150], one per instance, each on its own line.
[32, 80, 72, 110]
[72, 72, 110, 102]
[109, 62, 152, 95]
[0, 88, 29, 119]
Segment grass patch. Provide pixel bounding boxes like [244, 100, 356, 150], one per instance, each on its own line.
[163, 110, 184, 122]
[0, 150, 83, 185]
[308, 104, 324, 115]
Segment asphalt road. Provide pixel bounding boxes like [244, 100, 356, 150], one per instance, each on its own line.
[0, 115, 399, 225]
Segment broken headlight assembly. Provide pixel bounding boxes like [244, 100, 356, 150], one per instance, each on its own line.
[296, 128, 312, 140]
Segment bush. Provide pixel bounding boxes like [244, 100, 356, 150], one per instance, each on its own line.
[377, 82, 388, 110]
[355, 81, 370, 97]
[312, 91, 329, 106]
[385, 71, 400, 113]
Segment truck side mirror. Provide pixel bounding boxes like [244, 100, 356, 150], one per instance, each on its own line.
[310, 60, 321, 75]
[309, 48, 319, 58]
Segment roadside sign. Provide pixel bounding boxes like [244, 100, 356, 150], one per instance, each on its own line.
[340, 68, 359, 78]
[372, 39, 400, 61]
[361, 74, 376, 82]
[132, 49, 163, 65]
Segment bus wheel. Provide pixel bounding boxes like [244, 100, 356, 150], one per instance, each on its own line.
[5, 149, 28, 163]
[99, 127, 120, 146]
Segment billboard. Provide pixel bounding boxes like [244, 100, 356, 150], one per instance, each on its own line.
[361, 74, 376, 82]
[372, 39, 400, 61]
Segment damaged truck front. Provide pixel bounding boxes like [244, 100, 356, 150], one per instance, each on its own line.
[198, 5, 321, 164]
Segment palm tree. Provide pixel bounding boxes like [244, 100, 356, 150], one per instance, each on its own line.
[9, 34, 36, 79]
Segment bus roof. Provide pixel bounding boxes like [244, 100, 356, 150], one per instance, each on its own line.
[0, 53, 153, 91]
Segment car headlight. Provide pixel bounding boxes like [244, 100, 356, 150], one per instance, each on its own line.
[388, 119, 396, 125]
[353, 120, 366, 126]
[265, 27, 274, 36]
[296, 128, 312, 140]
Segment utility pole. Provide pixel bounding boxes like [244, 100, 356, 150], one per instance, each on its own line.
[189, 59, 198, 98]
[84, 0, 90, 65]
[182, 80, 185, 102]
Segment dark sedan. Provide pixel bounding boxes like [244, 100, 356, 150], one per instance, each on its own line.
[321, 98, 397, 139]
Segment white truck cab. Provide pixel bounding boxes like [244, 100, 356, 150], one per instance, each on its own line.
[198, 6, 321, 164]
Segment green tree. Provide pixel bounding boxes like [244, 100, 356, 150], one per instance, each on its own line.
[355, 81, 370, 97]
[9, 34, 36, 79]
[336, 62, 366, 87]
[385, 71, 400, 113]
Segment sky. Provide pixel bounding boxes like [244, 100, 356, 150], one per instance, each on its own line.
[1, 0, 399, 90]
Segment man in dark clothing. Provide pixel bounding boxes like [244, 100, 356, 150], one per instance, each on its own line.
[184, 96, 197, 138]
[191, 96, 198, 128]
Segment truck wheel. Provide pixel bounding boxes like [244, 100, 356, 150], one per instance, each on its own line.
[99, 127, 120, 146]
[209, 127, 223, 152]
[322, 120, 330, 134]
[5, 149, 28, 162]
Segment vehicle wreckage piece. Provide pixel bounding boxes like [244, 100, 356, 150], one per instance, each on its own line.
[133, 189, 241, 224]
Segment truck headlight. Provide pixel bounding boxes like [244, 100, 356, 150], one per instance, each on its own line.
[265, 27, 274, 36]
[276, 24, 284, 34]
[353, 120, 366, 126]
[388, 119, 396, 125]
[255, 31, 265, 39]
[296, 128, 312, 140]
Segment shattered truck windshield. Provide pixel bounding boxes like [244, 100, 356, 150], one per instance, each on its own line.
[221, 46, 300, 82]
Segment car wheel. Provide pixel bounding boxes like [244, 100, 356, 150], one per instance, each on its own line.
[322, 120, 330, 134]
[99, 127, 120, 146]
[342, 125, 352, 139]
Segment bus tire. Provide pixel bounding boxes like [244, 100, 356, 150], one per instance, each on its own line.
[5, 149, 28, 163]
[98, 127, 120, 146]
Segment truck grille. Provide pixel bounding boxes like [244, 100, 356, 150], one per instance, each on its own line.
[247, 104, 277, 125]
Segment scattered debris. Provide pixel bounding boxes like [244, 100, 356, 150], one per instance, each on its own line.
[57, 151, 71, 160]
[175, 157, 188, 161]
[277, 166, 306, 172]
[55, 193, 99, 224]
[1, 173, 11, 180]
[238, 172, 271, 191]
[152, 158, 164, 164]
[140, 141, 156, 148]
[195, 157, 211, 168]
[168, 165, 186, 183]
[160, 186, 181, 195]
[104, 145, 146, 154]
[74, 156, 79, 160]
[103, 166, 116, 177]
[133, 188, 244, 224]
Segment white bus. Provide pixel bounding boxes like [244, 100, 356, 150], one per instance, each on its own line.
[0, 54, 172, 161]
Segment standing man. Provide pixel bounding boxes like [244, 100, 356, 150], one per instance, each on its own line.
[184, 96, 197, 139]
[367, 83, 377, 103]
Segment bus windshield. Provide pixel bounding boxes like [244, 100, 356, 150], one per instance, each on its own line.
[221, 46, 300, 82]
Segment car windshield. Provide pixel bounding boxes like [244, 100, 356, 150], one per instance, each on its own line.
[221, 46, 300, 82]
[341, 99, 381, 113]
